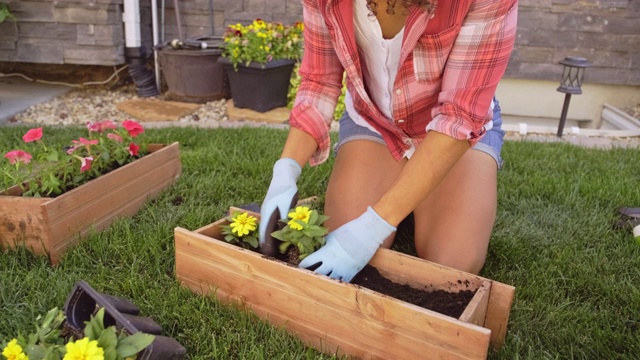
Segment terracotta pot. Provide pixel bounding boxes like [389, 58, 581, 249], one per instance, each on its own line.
[0, 143, 182, 265]
[174, 207, 516, 360]
[218, 57, 295, 113]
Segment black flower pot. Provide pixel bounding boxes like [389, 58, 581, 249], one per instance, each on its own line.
[64, 281, 187, 360]
[218, 57, 296, 113]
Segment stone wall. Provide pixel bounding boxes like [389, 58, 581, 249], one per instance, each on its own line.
[510, 0, 640, 86]
[0, 0, 126, 65]
[0, 0, 638, 86]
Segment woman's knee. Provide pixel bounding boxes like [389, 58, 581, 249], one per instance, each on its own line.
[415, 240, 488, 275]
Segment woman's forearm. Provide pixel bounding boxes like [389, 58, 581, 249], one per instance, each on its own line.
[373, 131, 470, 226]
[280, 127, 319, 169]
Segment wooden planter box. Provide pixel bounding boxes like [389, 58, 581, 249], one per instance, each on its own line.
[1, 142, 182, 265]
[174, 208, 515, 359]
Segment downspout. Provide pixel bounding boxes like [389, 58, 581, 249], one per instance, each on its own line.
[151, 0, 161, 91]
[123, 0, 159, 97]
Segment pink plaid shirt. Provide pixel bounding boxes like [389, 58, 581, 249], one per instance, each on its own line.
[289, 0, 518, 165]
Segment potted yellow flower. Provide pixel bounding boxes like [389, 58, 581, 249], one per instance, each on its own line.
[1, 307, 155, 360]
[270, 206, 329, 264]
[220, 210, 260, 250]
[218, 19, 304, 112]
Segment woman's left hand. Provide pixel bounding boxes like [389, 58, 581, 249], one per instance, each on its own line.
[299, 206, 396, 282]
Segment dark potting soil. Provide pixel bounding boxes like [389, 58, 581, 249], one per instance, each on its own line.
[351, 265, 476, 318]
[282, 248, 475, 318]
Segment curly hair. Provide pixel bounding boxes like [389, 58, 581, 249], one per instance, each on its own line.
[365, 0, 437, 16]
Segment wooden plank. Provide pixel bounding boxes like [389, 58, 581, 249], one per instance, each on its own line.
[43, 143, 181, 264]
[175, 226, 492, 360]
[459, 281, 491, 326]
[0, 143, 181, 264]
[484, 281, 516, 350]
[0, 197, 50, 255]
[372, 249, 486, 292]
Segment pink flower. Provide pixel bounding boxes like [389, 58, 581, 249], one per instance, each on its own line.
[107, 133, 123, 143]
[86, 122, 101, 132]
[129, 142, 140, 156]
[22, 128, 43, 143]
[66, 145, 80, 155]
[99, 120, 118, 130]
[72, 137, 99, 146]
[80, 156, 94, 172]
[87, 120, 118, 133]
[4, 150, 32, 165]
[122, 120, 144, 137]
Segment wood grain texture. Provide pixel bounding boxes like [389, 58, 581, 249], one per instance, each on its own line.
[174, 209, 518, 359]
[0, 143, 181, 265]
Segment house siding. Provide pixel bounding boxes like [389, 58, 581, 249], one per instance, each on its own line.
[0, 0, 638, 86]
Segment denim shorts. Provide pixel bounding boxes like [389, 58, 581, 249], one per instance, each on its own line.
[335, 98, 505, 169]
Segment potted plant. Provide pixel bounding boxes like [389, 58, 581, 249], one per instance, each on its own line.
[1, 307, 154, 360]
[218, 19, 304, 112]
[221, 206, 328, 263]
[270, 205, 329, 263]
[175, 207, 516, 359]
[220, 210, 260, 250]
[0, 121, 182, 264]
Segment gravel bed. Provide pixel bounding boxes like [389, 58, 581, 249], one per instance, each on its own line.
[14, 85, 230, 126]
[9, 84, 639, 149]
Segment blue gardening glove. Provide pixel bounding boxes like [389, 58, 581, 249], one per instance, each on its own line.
[259, 158, 302, 247]
[299, 206, 396, 282]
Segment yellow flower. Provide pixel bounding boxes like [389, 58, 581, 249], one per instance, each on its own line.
[2, 339, 28, 360]
[287, 206, 312, 231]
[230, 212, 258, 236]
[63, 338, 104, 360]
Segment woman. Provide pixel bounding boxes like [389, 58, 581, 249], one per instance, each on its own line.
[259, 0, 518, 282]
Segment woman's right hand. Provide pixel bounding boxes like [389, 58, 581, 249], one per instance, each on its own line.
[259, 158, 302, 252]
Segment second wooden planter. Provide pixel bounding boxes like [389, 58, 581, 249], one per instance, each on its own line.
[175, 208, 515, 359]
[0, 142, 182, 265]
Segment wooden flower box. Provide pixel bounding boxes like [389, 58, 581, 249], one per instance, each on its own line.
[174, 208, 515, 359]
[1, 142, 181, 265]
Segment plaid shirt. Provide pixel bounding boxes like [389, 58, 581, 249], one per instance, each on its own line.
[289, 0, 518, 165]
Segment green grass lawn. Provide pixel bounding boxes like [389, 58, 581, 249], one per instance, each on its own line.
[1, 125, 639, 359]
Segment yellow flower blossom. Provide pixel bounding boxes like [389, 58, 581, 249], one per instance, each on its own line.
[287, 206, 312, 231]
[230, 212, 258, 236]
[63, 337, 104, 360]
[2, 339, 28, 360]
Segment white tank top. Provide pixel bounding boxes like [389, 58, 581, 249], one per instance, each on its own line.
[344, 0, 404, 135]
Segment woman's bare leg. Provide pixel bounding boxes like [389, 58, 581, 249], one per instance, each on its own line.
[413, 149, 498, 274]
[324, 140, 405, 248]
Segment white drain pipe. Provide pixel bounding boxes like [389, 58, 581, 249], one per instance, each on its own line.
[151, 0, 161, 91]
[123, 0, 141, 48]
[122, 0, 159, 96]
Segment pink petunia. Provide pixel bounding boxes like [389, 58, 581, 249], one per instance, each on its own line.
[87, 120, 118, 133]
[86, 122, 101, 132]
[22, 128, 43, 143]
[128, 142, 140, 156]
[72, 137, 99, 146]
[99, 120, 118, 130]
[4, 150, 32, 165]
[122, 120, 144, 137]
[79, 156, 94, 172]
[107, 133, 123, 143]
[66, 145, 80, 155]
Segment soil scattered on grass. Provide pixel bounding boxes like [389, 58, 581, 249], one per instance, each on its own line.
[352, 265, 476, 318]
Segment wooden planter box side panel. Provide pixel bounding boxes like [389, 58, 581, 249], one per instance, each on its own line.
[223, 207, 510, 347]
[0, 143, 181, 264]
[175, 226, 493, 360]
[44, 143, 182, 261]
[484, 281, 515, 348]
[0, 197, 50, 256]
